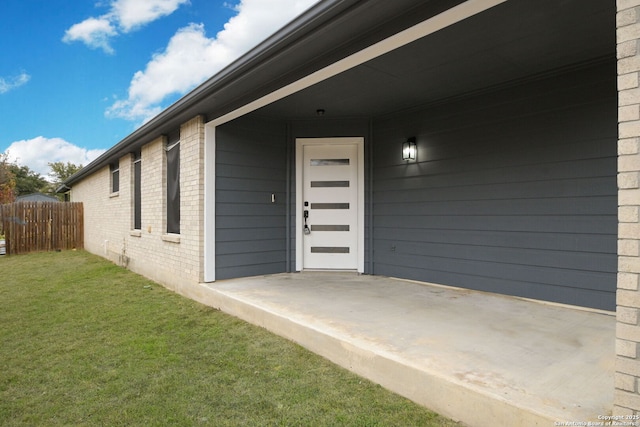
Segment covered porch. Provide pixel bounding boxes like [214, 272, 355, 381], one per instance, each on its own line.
[57, 0, 634, 418]
[186, 273, 614, 426]
[204, 0, 617, 311]
[192, 1, 616, 424]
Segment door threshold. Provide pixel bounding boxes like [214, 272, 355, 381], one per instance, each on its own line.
[300, 269, 359, 274]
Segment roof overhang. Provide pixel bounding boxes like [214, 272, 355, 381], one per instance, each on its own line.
[64, 0, 614, 187]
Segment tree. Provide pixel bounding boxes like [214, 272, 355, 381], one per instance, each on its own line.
[0, 154, 16, 204]
[8, 163, 48, 196]
[47, 162, 83, 200]
[48, 161, 82, 187]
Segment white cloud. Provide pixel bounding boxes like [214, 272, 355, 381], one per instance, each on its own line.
[218, 0, 317, 54]
[62, 0, 189, 53]
[0, 72, 31, 94]
[5, 137, 105, 179]
[107, 0, 319, 123]
[113, 0, 191, 32]
[106, 23, 230, 121]
[62, 17, 117, 54]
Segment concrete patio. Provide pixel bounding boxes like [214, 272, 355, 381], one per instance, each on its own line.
[185, 272, 614, 427]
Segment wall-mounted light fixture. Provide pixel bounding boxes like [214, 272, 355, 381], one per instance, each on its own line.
[402, 137, 417, 161]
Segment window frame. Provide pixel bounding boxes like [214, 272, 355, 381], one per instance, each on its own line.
[132, 151, 142, 231]
[165, 136, 180, 235]
[110, 161, 120, 194]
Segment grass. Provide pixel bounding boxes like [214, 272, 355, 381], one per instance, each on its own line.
[0, 250, 458, 426]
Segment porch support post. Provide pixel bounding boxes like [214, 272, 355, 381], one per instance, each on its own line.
[180, 115, 206, 282]
[617, 0, 640, 415]
[204, 120, 216, 282]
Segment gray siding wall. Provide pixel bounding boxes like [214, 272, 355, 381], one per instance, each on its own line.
[372, 62, 617, 310]
[216, 117, 372, 279]
[215, 117, 288, 279]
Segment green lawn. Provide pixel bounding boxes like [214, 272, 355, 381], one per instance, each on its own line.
[0, 251, 458, 426]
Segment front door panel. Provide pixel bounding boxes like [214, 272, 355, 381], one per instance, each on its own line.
[303, 143, 358, 269]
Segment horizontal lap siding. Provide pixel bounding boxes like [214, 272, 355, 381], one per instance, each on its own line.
[372, 62, 617, 310]
[216, 118, 287, 279]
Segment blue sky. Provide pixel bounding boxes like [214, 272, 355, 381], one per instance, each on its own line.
[0, 0, 317, 179]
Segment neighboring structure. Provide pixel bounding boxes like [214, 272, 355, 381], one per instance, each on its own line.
[15, 192, 59, 202]
[62, 0, 634, 415]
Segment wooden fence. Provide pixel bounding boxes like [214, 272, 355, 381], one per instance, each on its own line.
[0, 201, 83, 255]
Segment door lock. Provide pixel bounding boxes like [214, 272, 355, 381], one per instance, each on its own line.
[303, 209, 310, 234]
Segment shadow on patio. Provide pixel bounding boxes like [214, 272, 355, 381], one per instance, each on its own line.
[191, 273, 614, 426]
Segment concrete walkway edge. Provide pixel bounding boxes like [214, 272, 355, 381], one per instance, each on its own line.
[177, 278, 578, 427]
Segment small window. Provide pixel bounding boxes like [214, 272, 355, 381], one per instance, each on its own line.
[133, 151, 141, 230]
[166, 135, 180, 234]
[110, 161, 119, 193]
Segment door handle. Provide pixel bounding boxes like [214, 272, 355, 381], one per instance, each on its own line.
[303, 209, 310, 234]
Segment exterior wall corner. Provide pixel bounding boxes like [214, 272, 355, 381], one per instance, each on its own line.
[617, 0, 640, 415]
[179, 114, 206, 282]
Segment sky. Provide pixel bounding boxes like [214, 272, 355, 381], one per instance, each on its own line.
[0, 0, 318, 179]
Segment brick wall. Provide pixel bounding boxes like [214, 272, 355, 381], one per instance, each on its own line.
[617, 0, 640, 415]
[73, 155, 130, 262]
[72, 115, 206, 293]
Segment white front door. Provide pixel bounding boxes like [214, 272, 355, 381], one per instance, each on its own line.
[296, 138, 364, 271]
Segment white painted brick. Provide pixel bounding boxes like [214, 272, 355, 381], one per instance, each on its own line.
[620, 55, 640, 75]
[618, 272, 638, 292]
[620, 138, 640, 155]
[620, 87, 640, 107]
[620, 255, 640, 274]
[619, 8, 640, 28]
[620, 153, 640, 172]
[618, 328, 640, 351]
[620, 206, 640, 223]
[617, 372, 638, 391]
[614, 404, 635, 417]
[619, 188, 640, 206]
[620, 306, 640, 325]
[621, 120, 640, 139]
[619, 40, 639, 60]
[620, 172, 640, 188]
[620, 0, 640, 13]
[620, 22, 640, 44]
[621, 72, 640, 90]
[619, 273, 640, 291]
[615, 389, 640, 411]
[620, 239, 640, 257]
[621, 105, 640, 122]
[620, 223, 640, 240]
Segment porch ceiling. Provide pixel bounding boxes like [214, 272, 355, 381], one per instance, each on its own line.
[253, 0, 614, 120]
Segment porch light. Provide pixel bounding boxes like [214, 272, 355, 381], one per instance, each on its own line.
[402, 137, 417, 161]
